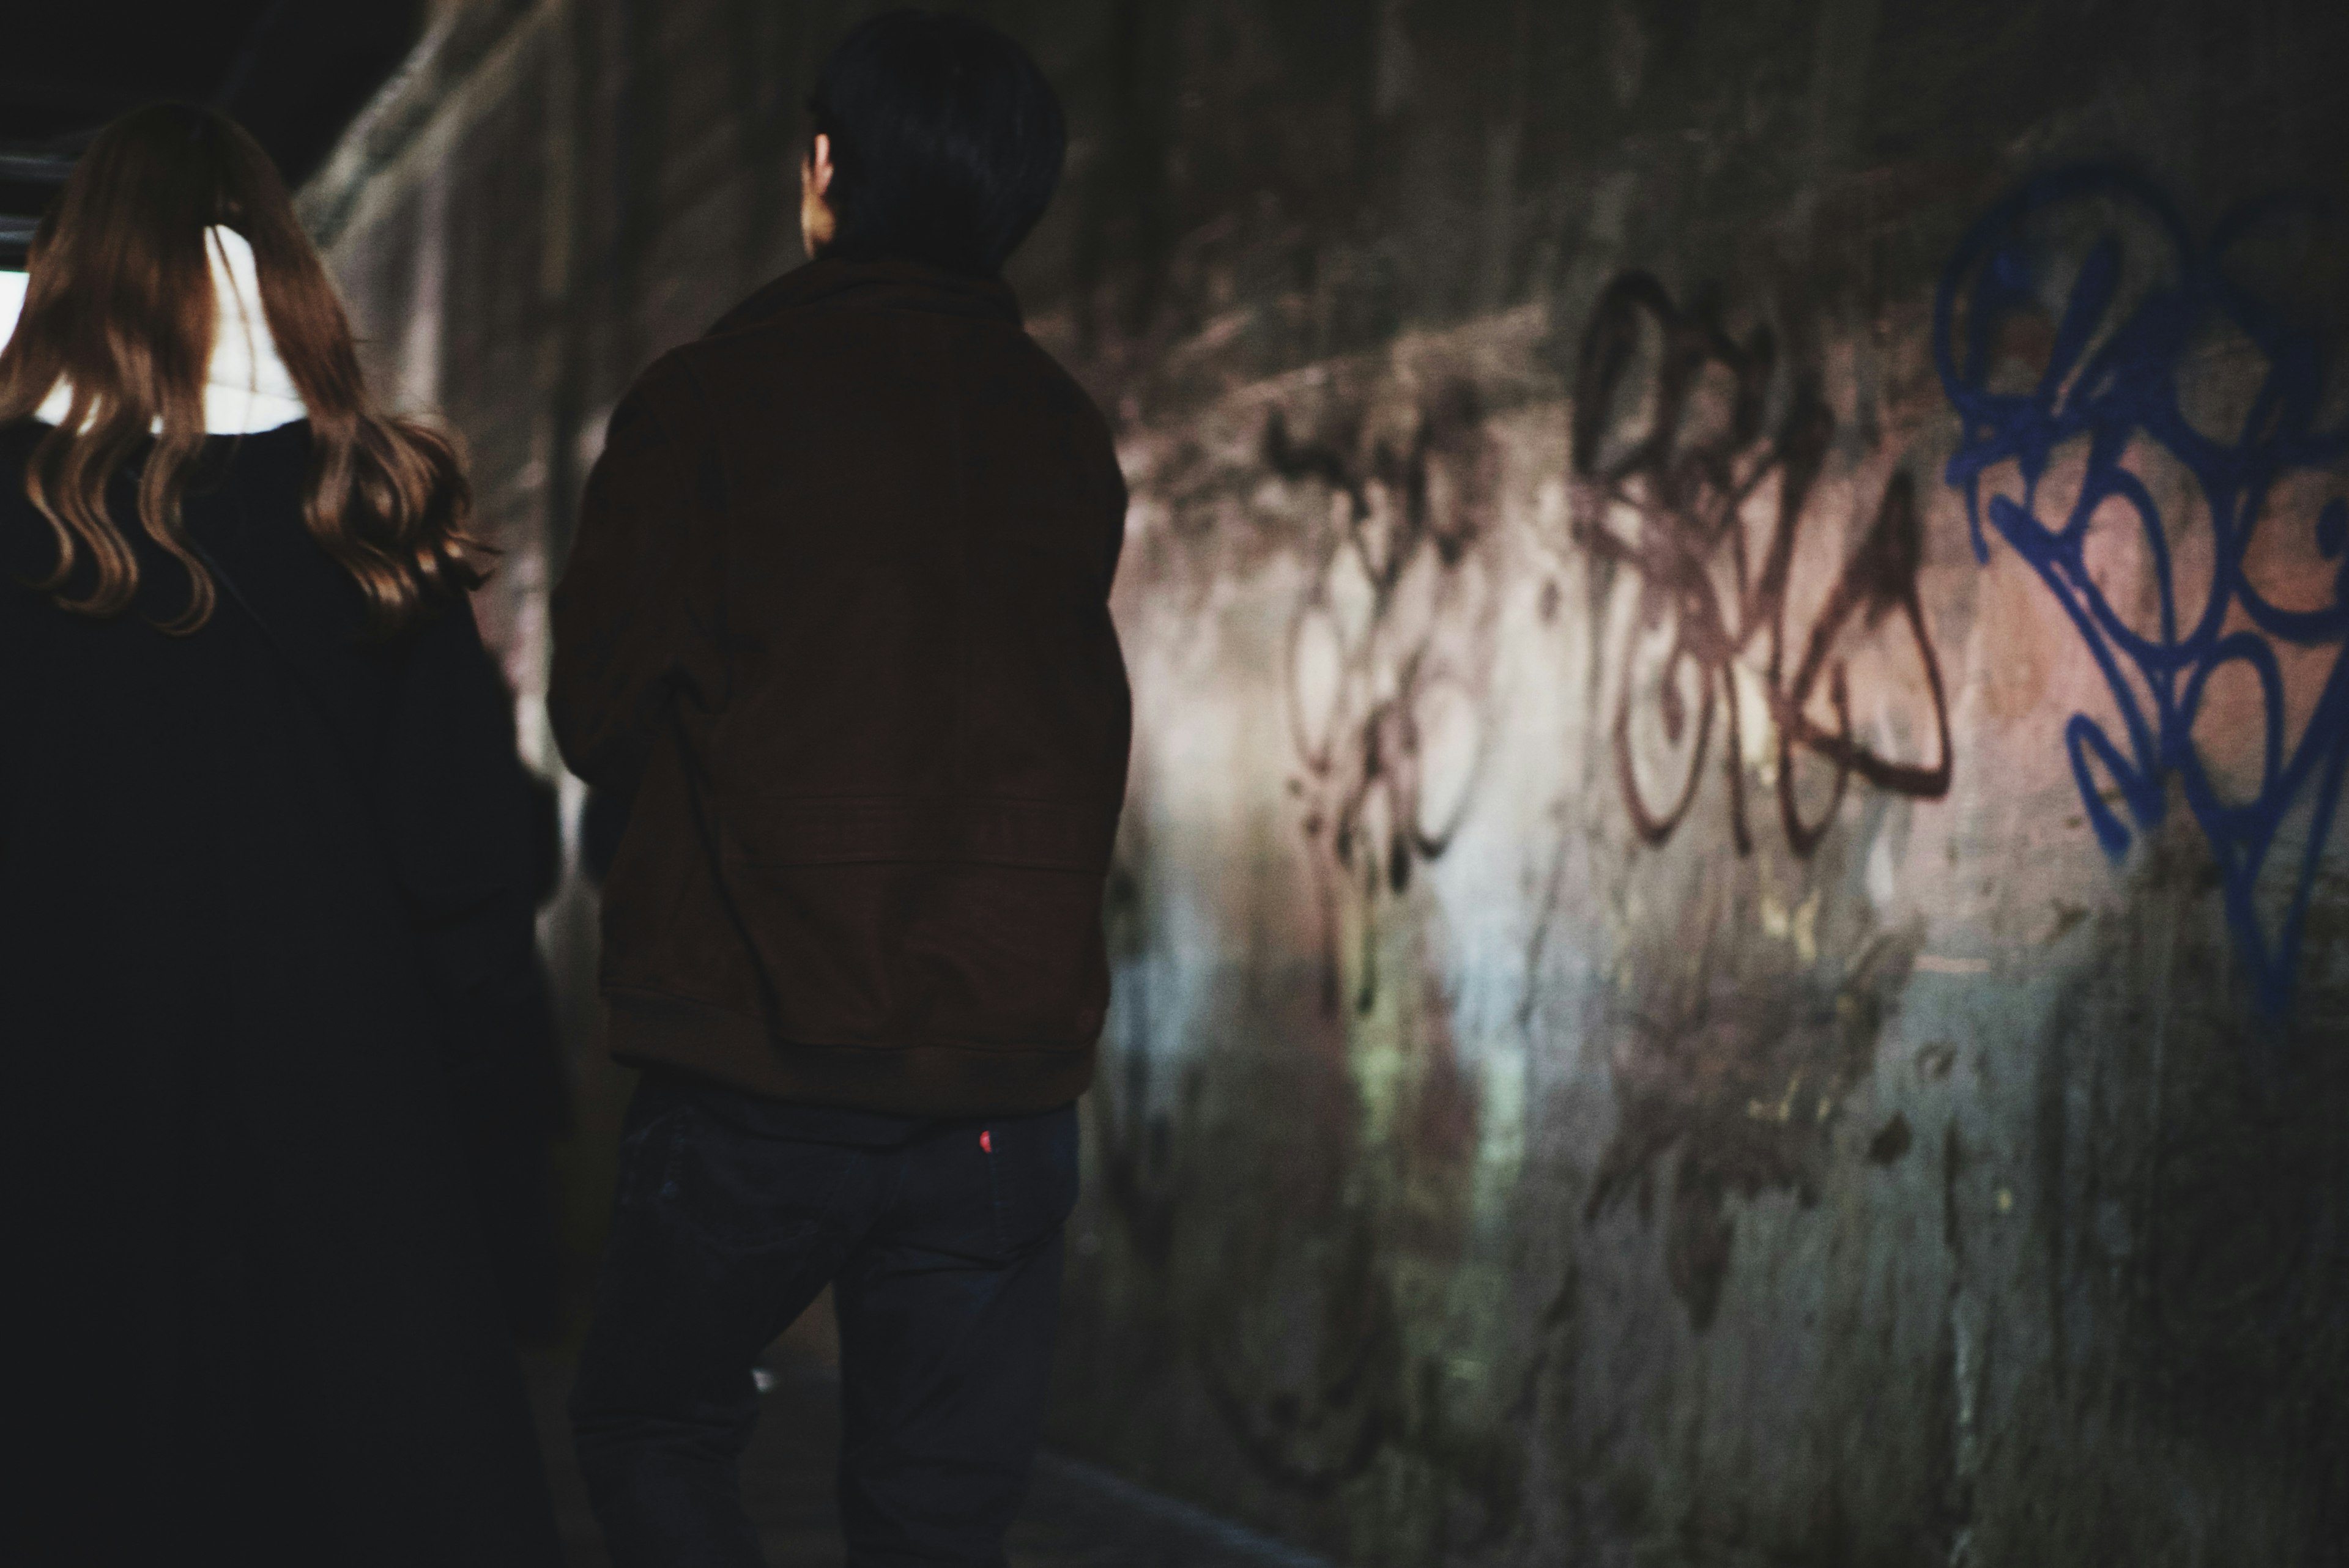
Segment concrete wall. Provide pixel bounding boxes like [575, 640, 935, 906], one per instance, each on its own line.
[304, 2, 2349, 1562]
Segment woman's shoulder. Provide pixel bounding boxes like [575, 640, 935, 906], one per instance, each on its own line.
[196, 423, 384, 642]
[1, 416, 329, 626]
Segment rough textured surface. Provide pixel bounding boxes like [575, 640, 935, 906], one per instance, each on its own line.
[523, 1334, 1330, 1566]
[309, 2, 2349, 1562]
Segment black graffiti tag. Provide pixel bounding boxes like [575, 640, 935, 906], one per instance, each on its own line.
[1570, 272, 1953, 855]
[1266, 382, 1498, 1011]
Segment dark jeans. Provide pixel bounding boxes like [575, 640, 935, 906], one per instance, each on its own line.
[571, 1070, 1079, 1568]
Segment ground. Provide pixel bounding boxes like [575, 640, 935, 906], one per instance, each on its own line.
[522, 1326, 1327, 1568]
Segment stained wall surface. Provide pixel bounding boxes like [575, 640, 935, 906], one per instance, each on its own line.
[305, 2, 2349, 1562]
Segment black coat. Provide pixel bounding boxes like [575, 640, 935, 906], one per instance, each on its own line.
[0, 420, 562, 1567]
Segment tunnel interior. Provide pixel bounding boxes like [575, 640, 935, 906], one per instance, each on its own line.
[7, 2, 2349, 1565]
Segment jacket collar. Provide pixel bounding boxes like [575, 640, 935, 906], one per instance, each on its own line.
[705, 256, 1022, 339]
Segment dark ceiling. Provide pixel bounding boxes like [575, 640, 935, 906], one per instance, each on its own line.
[0, 1, 426, 265]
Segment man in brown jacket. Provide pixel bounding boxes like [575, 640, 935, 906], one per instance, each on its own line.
[550, 14, 1129, 1566]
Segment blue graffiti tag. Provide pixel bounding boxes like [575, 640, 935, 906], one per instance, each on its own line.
[1935, 166, 2349, 1017]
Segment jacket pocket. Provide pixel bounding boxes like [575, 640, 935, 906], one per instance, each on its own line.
[656, 1103, 848, 1256]
[981, 1103, 1082, 1256]
[715, 796, 1115, 1049]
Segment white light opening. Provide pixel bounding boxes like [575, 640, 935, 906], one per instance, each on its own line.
[0, 270, 24, 351]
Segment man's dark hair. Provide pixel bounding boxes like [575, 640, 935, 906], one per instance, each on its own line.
[808, 10, 1066, 276]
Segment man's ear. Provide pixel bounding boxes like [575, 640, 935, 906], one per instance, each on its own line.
[801, 131, 840, 258]
[809, 132, 835, 199]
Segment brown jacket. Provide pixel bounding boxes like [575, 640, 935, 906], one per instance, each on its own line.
[549, 259, 1130, 1116]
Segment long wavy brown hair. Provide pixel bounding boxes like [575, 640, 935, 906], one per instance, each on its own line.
[0, 103, 482, 636]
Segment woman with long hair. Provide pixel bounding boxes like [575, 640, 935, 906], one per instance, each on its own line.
[0, 105, 562, 1565]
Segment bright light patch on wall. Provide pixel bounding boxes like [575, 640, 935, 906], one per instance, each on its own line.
[0, 270, 24, 350]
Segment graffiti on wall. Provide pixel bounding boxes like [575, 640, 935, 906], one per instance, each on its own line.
[1560, 276, 1953, 1329]
[1570, 273, 1954, 856]
[1935, 167, 2349, 1017]
[1267, 380, 1501, 1011]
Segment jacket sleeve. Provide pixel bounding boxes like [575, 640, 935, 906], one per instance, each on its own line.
[548, 354, 726, 797]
